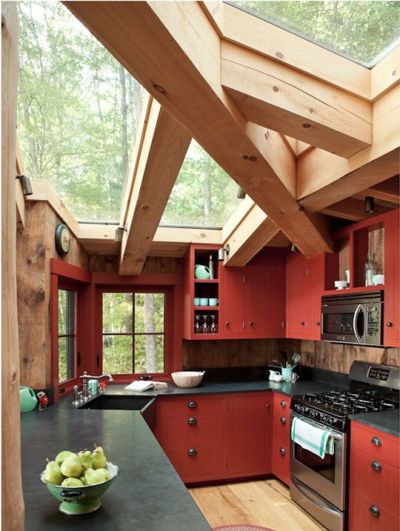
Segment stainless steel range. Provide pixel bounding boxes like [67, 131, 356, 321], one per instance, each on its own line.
[290, 361, 400, 531]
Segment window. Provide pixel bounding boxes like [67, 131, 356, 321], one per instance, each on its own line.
[102, 292, 166, 375]
[58, 289, 77, 383]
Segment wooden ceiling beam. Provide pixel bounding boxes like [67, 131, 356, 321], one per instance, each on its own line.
[356, 177, 400, 204]
[15, 136, 25, 227]
[320, 198, 389, 222]
[119, 98, 191, 275]
[371, 47, 400, 101]
[65, 1, 333, 259]
[298, 85, 400, 211]
[221, 41, 372, 158]
[223, 204, 279, 267]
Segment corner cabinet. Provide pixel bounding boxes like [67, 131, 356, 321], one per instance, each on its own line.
[384, 209, 399, 346]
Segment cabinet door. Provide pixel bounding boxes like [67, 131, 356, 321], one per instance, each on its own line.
[225, 392, 272, 478]
[244, 249, 285, 338]
[304, 255, 324, 340]
[286, 252, 306, 338]
[384, 210, 400, 346]
[220, 267, 245, 338]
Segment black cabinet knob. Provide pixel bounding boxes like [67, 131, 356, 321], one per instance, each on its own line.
[280, 417, 286, 425]
[280, 400, 286, 408]
[187, 448, 197, 457]
[386, 321, 393, 327]
[371, 460, 382, 472]
[371, 436, 382, 447]
[300, 321, 305, 326]
[187, 400, 197, 409]
[279, 448, 286, 456]
[369, 505, 380, 518]
[225, 321, 230, 327]
[315, 320, 320, 326]
[187, 417, 197, 425]
[248, 321, 254, 327]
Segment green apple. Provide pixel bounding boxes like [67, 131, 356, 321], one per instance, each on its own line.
[61, 477, 84, 487]
[60, 454, 83, 478]
[43, 460, 64, 485]
[92, 446, 107, 469]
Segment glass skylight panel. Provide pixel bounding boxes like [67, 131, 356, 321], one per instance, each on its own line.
[227, 1, 400, 67]
[17, 1, 144, 222]
[160, 140, 242, 228]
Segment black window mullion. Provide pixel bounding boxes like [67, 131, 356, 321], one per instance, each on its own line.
[132, 294, 136, 373]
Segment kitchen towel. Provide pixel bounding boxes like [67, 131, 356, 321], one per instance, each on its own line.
[291, 416, 335, 459]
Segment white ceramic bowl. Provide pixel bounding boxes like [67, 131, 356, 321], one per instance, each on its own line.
[334, 280, 348, 290]
[171, 371, 205, 388]
[372, 274, 384, 285]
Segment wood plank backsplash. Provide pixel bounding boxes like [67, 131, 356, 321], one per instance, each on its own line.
[183, 338, 400, 374]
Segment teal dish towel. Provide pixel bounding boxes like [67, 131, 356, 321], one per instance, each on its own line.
[291, 416, 335, 459]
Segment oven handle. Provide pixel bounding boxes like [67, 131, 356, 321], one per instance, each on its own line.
[291, 413, 344, 441]
[353, 304, 364, 343]
[291, 476, 341, 516]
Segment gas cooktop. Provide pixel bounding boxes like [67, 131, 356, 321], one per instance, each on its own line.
[291, 362, 400, 432]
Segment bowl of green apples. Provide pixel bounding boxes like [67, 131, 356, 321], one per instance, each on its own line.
[40, 445, 119, 515]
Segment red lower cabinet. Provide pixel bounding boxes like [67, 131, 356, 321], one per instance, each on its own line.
[349, 421, 400, 531]
[155, 392, 273, 484]
[271, 392, 291, 486]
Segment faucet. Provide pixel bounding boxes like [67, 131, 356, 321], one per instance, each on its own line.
[79, 371, 114, 400]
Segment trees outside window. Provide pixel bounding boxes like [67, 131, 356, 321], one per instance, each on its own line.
[58, 289, 77, 383]
[102, 292, 165, 375]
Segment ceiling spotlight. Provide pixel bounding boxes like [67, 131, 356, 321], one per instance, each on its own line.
[16, 174, 33, 196]
[218, 244, 230, 261]
[365, 196, 375, 214]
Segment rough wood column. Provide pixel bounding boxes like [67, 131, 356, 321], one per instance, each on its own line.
[2, 3, 25, 529]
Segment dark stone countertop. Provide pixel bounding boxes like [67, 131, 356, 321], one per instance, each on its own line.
[21, 408, 211, 531]
[350, 409, 400, 437]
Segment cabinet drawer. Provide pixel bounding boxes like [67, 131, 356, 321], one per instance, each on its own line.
[164, 445, 225, 483]
[349, 492, 400, 531]
[273, 413, 291, 441]
[351, 421, 399, 467]
[273, 392, 291, 412]
[157, 395, 225, 420]
[350, 449, 399, 515]
[156, 415, 225, 448]
[272, 442, 290, 486]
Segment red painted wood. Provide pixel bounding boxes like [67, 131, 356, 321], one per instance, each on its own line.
[272, 442, 291, 486]
[286, 252, 305, 338]
[384, 209, 400, 347]
[92, 271, 182, 285]
[50, 258, 92, 282]
[162, 446, 225, 484]
[305, 255, 324, 340]
[156, 395, 225, 420]
[225, 392, 273, 477]
[220, 266, 245, 338]
[321, 286, 385, 296]
[349, 493, 400, 531]
[351, 421, 400, 468]
[272, 393, 292, 486]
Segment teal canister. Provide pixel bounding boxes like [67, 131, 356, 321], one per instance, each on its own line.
[194, 264, 210, 279]
[20, 386, 38, 412]
[88, 379, 99, 395]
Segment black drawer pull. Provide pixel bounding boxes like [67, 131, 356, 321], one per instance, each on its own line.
[386, 321, 393, 327]
[280, 417, 286, 425]
[187, 417, 197, 425]
[280, 400, 286, 408]
[371, 436, 382, 447]
[369, 505, 380, 518]
[187, 448, 197, 457]
[279, 448, 286, 456]
[371, 460, 382, 472]
[187, 400, 197, 409]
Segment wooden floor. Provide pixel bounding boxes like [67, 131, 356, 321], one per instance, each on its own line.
[189, 479, 326, 531]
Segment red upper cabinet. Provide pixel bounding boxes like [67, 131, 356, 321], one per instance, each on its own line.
[286, 252, 329, 340]
[220, 248, 286, 339]
[384, 209, 400, 346]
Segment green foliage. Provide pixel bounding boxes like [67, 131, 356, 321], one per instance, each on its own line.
[229, 1, 400, 66]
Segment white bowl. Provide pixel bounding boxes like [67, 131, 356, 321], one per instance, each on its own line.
[171, 371, 205, 388]
[372, 274, 384, 285]
[334, 280, 348, 290]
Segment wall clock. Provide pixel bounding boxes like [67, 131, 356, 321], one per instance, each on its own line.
[55, 223, 71, 257]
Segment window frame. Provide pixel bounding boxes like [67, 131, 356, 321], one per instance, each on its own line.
[57, 288, 78, 384]
[96, 285, 174, 381]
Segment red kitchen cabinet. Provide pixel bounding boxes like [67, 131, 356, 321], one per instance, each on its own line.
[272, 392, 291, 485]
[349, 420, 400, 531]
[225, 392, 273, 478]
[384, 209, 400, 347]
[286, 252, 326, 340]
[220, 248, 285, 339]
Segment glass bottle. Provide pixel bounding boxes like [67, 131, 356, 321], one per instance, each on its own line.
[364, 254, 376, 286]
[194, 315, 201, 334]
[210, 314, 217, 334]
[202, 314, 209, 334]
[208, 255, 214, 279]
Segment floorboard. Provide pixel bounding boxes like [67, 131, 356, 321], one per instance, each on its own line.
[189, 479, 326, 531]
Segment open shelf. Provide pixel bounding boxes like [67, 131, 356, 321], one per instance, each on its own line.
[322, 286, 384, 296]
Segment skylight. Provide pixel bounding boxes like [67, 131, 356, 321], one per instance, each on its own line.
[227, 1, 400, 68]
[160, 140, 241, 229]
[17, 1, 144, 222]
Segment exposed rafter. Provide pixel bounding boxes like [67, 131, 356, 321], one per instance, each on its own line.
[320, 198, 389, 222]
[356, 176, 400, 204]
[119, 97, 191, 275]
[65, 0, 333, 259]
[221, 41, 372, 158]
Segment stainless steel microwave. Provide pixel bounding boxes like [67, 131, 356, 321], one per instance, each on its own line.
[321, 292, 383, 346]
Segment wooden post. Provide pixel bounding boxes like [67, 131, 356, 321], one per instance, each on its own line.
[2, 3, 25, 530]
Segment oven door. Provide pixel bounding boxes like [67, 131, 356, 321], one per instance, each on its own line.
[290, 413, 347, 511]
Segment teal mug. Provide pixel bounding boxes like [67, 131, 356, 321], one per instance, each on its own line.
[281, 367, 293, 383]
